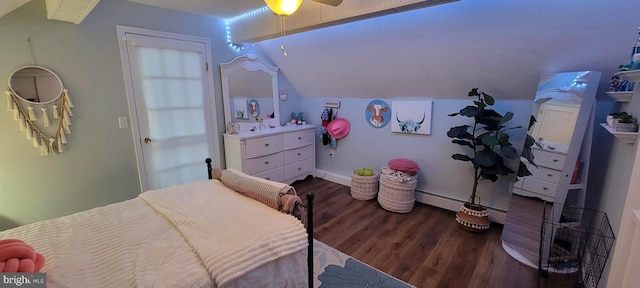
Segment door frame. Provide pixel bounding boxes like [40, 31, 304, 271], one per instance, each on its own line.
[116, 25, 222, 192]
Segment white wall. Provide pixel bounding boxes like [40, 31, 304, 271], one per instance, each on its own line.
[0, 0, 236, 229]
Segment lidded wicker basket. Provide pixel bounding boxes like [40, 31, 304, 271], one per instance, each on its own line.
[350, 169, 379, 200]
[378, 170, 417, 213]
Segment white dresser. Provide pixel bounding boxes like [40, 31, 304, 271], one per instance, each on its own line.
[223, 125, 316, 184]
[512, 144, 568, 202]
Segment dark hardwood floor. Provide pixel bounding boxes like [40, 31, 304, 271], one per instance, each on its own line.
[292, 177, 539, 288]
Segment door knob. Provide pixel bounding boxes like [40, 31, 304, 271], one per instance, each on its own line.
[144, 137, 152, 143]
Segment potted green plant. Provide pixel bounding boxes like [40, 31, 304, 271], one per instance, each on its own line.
[517, 115, 540, 179]
[615, 112, 638, 132]
[447, 88, 523, 232]
[606, 112, 628, 129]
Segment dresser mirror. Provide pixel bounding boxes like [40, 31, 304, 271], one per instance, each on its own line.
[502, 71, 601, 269]
[220, 54, 280, 132]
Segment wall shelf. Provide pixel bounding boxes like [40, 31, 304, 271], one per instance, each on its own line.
[600, 123, 638, 144]
[615, 70, 640, 82]
[606, 91, 634, 102]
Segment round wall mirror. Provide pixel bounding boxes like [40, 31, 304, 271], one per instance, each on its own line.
[8, 66, 63, 104]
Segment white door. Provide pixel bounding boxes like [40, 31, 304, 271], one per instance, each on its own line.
[118, 27, 219, 191]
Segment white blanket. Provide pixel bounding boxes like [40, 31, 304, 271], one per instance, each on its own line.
[139, 180, 308, 288]
[0, 198, 212, 288]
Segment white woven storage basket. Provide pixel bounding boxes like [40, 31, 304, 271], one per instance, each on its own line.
[351, 169, 379, 200]
[378, 173, 417, 213]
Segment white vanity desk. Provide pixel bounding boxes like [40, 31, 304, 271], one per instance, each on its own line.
[223, 124, 316, 184]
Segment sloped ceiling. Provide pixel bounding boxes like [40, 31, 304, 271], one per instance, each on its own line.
[1, 0, 100, 23]
[0, 0, 30, 18]
[253, 0, 640, 100]
[4, 0, 639, 101]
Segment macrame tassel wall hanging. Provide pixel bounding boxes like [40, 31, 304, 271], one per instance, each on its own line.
[41, 107, 49, 128]
[6, 62, 74, 156]
[27, 106, 37, 121]
[52, 105, 59, 119]
[6, 91, 14, 111]
[5, 85, 74, 156]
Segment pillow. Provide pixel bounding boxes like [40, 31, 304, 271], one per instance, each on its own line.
[219, 168, 297, 211]
[388, 158, 419, 175]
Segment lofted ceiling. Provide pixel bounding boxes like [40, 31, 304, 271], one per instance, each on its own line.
[4, 0, 640, 102]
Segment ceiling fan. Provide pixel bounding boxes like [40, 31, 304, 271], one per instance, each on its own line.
[264, 0, 343, 16]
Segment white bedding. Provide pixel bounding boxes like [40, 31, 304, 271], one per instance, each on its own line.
[0, 179, 309, 288]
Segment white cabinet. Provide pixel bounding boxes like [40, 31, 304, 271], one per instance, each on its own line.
[513, 147, 567, 202]
[223, 125, 316, 184]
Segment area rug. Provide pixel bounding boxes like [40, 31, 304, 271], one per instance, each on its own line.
[313, 239, 416, 288]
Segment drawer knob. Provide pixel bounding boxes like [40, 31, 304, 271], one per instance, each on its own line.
[266, 177, 270, 180]
[298, 137, 302, 140]
[297, 153, 302, 156]
[547, 174, 553, 177]
[265, 161, 270, 165]
[298, 167, 302, 171]
[265, 143, 270, 147]
[553, 159, 559, 162]
[543, 187, 548, 190]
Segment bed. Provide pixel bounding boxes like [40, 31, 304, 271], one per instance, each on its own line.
[0, 158, 314, 287]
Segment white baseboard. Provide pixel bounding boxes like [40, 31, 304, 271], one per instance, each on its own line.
[314, 169, 507, 224]
[315, 169, 351, 186]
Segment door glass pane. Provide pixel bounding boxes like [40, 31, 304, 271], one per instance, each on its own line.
[131, 43, 209, 190]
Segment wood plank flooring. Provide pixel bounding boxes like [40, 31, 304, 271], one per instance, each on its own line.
[292, 177, 539, 288]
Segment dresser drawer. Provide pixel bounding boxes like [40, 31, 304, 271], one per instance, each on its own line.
[284, 145, 314, 165]
[243, 152, 284, 175]
[521, 177, 558, 199]
[245, 135, 283, 158]
[284, 158, 314, 179]
[527, 164, 562, 184]
[283, 129, 314, 150]
[533, 149, 566, 170]
[253, 167, 285, 182]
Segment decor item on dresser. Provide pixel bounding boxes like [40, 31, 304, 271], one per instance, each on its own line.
[5, 66, 74, 156]
[226, 122, 240, 134]
[447, 88, 521, 233]
[223, 124, 316, 184]
[350, 167, 379, 200]
[378, 158, 419, 213]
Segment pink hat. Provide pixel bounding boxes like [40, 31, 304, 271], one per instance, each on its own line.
[327, 118, 351, 140]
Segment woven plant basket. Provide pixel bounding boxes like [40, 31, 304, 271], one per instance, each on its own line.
[378, 173, 417, 213]
[351, 169, 379, 200]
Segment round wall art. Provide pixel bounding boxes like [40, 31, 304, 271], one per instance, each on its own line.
[364, 99, 391, 128]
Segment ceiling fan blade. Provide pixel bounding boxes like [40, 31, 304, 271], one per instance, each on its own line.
[311, 0, 343, 6]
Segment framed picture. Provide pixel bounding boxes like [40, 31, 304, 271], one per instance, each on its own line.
[391, 100, 432, 135]
[248, 98, 260, 118]
[233, 98, 248, 119]
[365, 99, 391, 128]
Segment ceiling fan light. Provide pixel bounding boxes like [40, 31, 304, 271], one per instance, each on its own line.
[264, 0, 303, 16]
